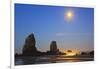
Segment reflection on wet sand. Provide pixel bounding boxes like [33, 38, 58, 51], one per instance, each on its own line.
[15, 55, 94, 65]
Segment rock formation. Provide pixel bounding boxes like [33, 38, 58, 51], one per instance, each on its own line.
[21, 34, 66, 56]
[50, 41, 58, 52]
[46, 41, 60, 55]
[22, 33, 37, 56]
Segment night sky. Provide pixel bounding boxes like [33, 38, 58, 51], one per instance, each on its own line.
[15, 4, 94, 54]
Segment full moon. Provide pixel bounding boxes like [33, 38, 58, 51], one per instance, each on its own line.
[65, 11, 74, 21]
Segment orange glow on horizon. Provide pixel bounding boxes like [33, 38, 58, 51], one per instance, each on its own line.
[62, 49, 80, 56]
[66, 52, 76, 56]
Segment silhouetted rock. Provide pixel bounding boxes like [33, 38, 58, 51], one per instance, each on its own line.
[81, 50, 94, 56]
[22, 33, 38, 56]
[15, 53, 18, 57]
[46, 41, 65, 55]
[89, 50, 94, 55]
[50, 41, 58, 52]
[20, 34, 66, 56]
[81, 52, 87, 55]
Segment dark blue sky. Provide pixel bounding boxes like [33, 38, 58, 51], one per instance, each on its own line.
[15, 4, 94, 54]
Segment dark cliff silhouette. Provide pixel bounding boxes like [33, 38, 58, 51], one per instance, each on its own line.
[15, 33, 93, 57]
[81, 50, 94, 57]
[89, 50, 94, 55]
[15, 33, 66, 57]
[47, 41, 59, 55]
[22, 33, 41, 56]
[46, 41, 66, 55]
[50, 41, 58, 52]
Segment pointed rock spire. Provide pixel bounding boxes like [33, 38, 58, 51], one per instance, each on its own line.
[22, 33, 37, 56]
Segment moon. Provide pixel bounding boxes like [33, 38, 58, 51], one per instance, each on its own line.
[65, 10, 74, 21]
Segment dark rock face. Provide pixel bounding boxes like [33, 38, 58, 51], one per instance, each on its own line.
[46, 41, 60, 55]
[20, 34, 66, 57]
[50, 41, 58, 52]
[89, 51, 94, 55]
[22, 33, 37, 56]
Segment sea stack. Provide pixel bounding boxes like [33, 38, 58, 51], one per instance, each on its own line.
[22, 33, 37, 56]
[48, 41, 59, 55]
[50, 41, 58, 52]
